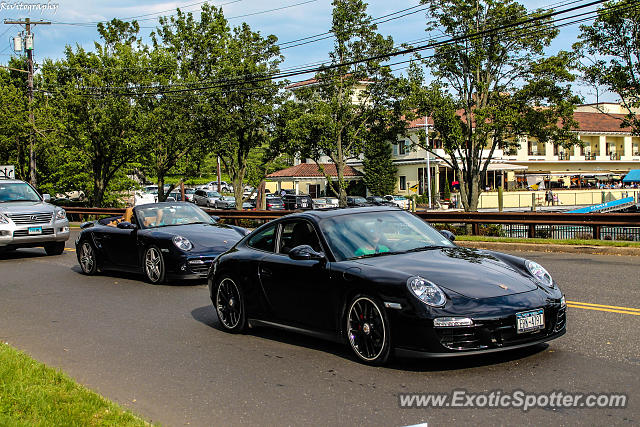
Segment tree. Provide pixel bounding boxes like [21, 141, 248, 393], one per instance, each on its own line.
[41, 19, 144, 206]
[575, 0, 640, 133]
[417, 0, 580, 211]
[0, 61, 29, 180]
[285, 0, 414, 207]
[155, 5, 284, 208]
[362, 137, 396, 196]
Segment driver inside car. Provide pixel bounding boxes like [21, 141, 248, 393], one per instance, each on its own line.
[353, 219, 390, 257]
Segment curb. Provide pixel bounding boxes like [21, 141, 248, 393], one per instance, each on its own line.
[457, 240, 640, 256]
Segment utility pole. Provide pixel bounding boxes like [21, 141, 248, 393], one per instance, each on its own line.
[425, 115, 432, 209]
[4, 18, 51, 187]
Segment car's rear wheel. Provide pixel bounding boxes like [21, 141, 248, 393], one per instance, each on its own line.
[346, 295, 391, 365]
[144, 245, 166, 284]
[214, 275, 247, 333]
[78, 241, 98, 274]
[44, 241, 66, 256]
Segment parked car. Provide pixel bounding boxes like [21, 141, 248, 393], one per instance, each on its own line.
[265, 196, 285, 210]
[208, 206, 566, 365]
[204, 181, 233, 193]
[75, 202, 248, 284]
[384, 195, 409, 209]
[282, 193, 313, 210]
[313, 197, 339, 209]
[346, 196, 371, 207]
[183, 188, 196, 202]
[0, 178, 70, 255]
[193, 189, 222, 207]
[366, 196, 396, 206]
[214, 196, 237, 209]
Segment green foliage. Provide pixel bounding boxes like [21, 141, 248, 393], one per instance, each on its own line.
[416, 0, 581, 211]
[444, 180, 451, 200]
[282, 0, 418, 207]
[575, 0, 640, 134]
[363, 139, 396, 196]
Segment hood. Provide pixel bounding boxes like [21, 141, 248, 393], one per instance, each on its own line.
[149, 223, 244, 253]
[0, 201, 56, 214]
[353, 247, 538, 299]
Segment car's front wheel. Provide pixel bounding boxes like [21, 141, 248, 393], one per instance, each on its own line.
[214, 275, 247, 333]
[144, 245, 166, 284]
[345, 295, 391, 365]
[78, 241, 98, 274]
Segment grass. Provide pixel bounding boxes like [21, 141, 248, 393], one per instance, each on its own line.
[0, 342, 151, 426]
[455, 235, 640, 248]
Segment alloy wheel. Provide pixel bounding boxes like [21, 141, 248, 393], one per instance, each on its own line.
[145, 247, 163, 283]
[347, 297, 387, 362]
[80, 242, 96, 274]
[216, 278, 242, 329]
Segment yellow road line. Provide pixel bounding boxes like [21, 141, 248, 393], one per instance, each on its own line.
[64, 248, 75, 252]
[566, 304, 640, 316]
[566, 300, 640, 313]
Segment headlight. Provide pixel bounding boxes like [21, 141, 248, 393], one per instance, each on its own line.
[172, 235, 193, 251]
[56, 209, 67, 220]
[407, 276, 447, 307]
[525, 260, 554, 288]
[560, 295, 566, 308]
[0, 213, 9, 224]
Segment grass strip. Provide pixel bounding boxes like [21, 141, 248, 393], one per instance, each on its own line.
[0, 342, 151, 426]
[455, 235, 640, 248]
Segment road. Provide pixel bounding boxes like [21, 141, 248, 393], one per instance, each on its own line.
[1, 230, 638, 426]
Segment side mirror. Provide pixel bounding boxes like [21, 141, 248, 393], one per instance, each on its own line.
[42, 194, 51, 202]
[439, 230, 456, 242]
[289, 245, 325, 261]
[117, 221, 137, 230]
[210, 215, 220, 222]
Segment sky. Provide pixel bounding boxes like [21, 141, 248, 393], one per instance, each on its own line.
[0, 0, 615, 103]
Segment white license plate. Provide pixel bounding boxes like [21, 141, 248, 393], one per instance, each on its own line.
[516, 308, 544, 333]
[28, 227, 42, 235]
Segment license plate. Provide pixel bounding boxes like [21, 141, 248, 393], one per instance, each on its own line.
[28, 227, 42, 235]
[300, 202, 307, 207]
[516, 308, 544, 333]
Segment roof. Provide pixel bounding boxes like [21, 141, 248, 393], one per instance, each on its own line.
[407, 110, 636, 133]
[288, 205, 402, 220]
[266, 163, 363, 179]
[623, 169, 640, 183]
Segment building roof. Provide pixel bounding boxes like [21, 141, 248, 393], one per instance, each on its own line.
[407, 110, 636, 133]
[267, 163, 363, 179]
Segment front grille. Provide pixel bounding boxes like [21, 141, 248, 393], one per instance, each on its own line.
[435, 307, 563, 351]
[13, 228, 55, 237]
[8, 212, 53, 224]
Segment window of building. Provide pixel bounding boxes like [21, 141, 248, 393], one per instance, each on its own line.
[392, 143, 399, 156]
[399, 176, 407, 190]
[398, 140, 410, 155]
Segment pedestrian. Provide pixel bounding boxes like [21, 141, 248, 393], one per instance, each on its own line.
[549, 189, 554, 206]
[545, 190, 551, 206]
[280, 189, 286, 197]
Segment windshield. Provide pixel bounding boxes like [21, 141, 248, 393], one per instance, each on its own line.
[351, 197, 367, 203]
[320, 210, 455, 261]
[0, 182, 42, 202]
[207, 192, 221, 198]
[222, 196, 234, 201]
[136, 204, 215, 229]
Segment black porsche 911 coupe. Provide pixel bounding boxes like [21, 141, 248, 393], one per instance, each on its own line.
[75, 202, 248, 284]
[208, 206, 566, 365]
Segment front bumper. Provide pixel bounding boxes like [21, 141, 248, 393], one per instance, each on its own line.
[388, 291, 566, 357]
[0, 219, 70, 248]
[164, 252, 219, 279]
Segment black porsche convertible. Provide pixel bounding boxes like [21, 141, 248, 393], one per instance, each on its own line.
[75, 202, 247, 284]
[208, 206, 566, 365]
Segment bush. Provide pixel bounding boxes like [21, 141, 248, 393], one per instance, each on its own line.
[479, 224, 503, 237]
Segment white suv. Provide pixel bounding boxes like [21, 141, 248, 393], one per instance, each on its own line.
[0, 179, 70, 255]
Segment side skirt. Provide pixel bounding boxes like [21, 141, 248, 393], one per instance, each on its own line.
[247, 319, 342, 344]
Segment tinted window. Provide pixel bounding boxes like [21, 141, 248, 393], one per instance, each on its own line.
[278, 221, 322, 253]
[248, 224, 277, 252]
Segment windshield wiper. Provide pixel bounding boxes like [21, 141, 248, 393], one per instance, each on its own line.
[404, 245, 448, 253]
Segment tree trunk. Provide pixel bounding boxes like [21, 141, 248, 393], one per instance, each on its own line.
[157, 175, 166, 202]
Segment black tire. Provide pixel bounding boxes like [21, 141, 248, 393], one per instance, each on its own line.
[78, 240, 98, 275]
[143, 245, 166, 284]
[213, 274, 247, 333]
[345, 295, 391, 365]
[44, 241, 66, 256]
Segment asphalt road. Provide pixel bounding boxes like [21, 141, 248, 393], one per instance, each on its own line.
[1, 230, 638, 426]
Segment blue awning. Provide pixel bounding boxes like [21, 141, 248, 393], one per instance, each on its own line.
[622, 169, 640, 183]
